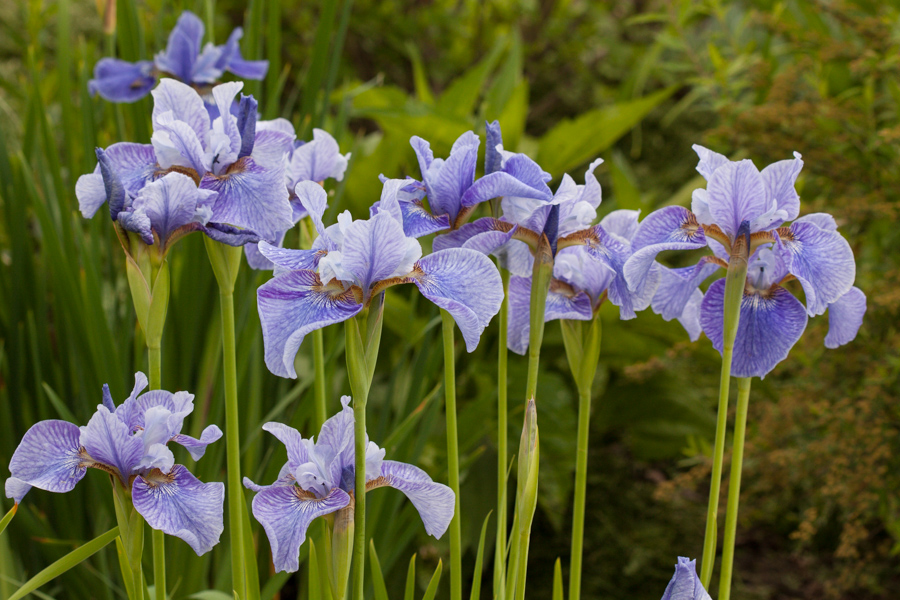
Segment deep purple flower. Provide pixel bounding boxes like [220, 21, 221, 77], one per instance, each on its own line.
[244, 396, 453, 573]
[628, 146, 865, 378]
[245, 128, 352, 270]
[76, 79, 294, 250]
[4, 373, 224, 555]
[660, 558, 712, 600]
[256, 180, 504, 378]
[89, 11, 267, 104]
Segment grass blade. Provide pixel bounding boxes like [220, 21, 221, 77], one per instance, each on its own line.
[368, 540, 390, 600]
[403, 554, 416, 600]
[0, 504, 17, 537]
[421, 560, 442, 600]
[469, 512, 492, 600]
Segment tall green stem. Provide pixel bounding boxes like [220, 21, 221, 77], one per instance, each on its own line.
[221, 290, 247, 598]
[700, 251, 748, 587]
[440, 310, 462, 600]
[718, 377, 752, 600]
[313, 328, 327, 427]
[494, 267, 510, 600]
[526, 239, 554, 400]
[148, 345, 165, 600]
[345, 315, 371, 600]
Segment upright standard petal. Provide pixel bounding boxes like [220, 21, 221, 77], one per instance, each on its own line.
[201, 157, 293, 243]
[151, 78, 210, 145]
[781, 222, 856, 316]
[372, 461, 455, 538]
[250, 485, 350, 572]
[131, 172, 217, 244]
[824, 286, 866, 349]
[288, 129, 349, 184]
[692, 144, 729, 181]
[132, 465, 224, 556]
[341, 212, 421, 293]
[217, 27, 269, 79]
[262, 422, 310, 468]
[427, 131, 480, 222]
[8, 420, 89, 496]
[154, 12, 205, 83]
[700, 279, 809, 379]
[660, 557, 712, 600]
[410, 248, 503, 352]
[258, 270, 363, 378]
[89, 58, 156, 103]
[80, 406, 144, 483]
[760, 152, 803, 222]
[705, 159, 768, 238]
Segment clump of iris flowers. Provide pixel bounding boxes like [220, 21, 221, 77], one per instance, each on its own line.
[5, 373, 224, 555]
[89, 11, 267, 109]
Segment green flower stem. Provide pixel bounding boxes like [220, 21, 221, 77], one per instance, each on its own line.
[561, 315, 602, 600]
[313, 328, 327, 427]
[700, 254, 749, 588]
[345, 315, 371, 600]
[220, 289, 247, 599]
[494, 267, 510, 600]
[112, 480, 145, 600]
[440, 309, 462, 600]
[147, 345, 165, 600]
[718, 377, 752, 600]
[526, 238, 554, 400]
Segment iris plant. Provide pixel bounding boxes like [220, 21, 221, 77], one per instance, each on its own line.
[660, 558, 712, 600]
[631, 146, 865, 597]
[244, 396, 453, 587]
[5, 373, 223, 600]
[89, 11, 267, 108]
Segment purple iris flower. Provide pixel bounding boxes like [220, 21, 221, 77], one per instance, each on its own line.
[245, 128, 351, 270]
[506, 209, 689, 354]
[256, 179, 504, 378]
[244, 396, 454, 573]
[89, 11, 267, 105]
[4, 373, 224, 555]
[387, 125, 552, 235]
[76, 78, 294, 250]
[626, 145, 865, 378]
[660, 558, 712, 600]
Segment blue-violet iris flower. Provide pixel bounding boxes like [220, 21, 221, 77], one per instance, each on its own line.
[625, 145, 865, 377]
[256, 179, 504, 378]
[660, 557, 712, 600]
[89, 11, 267, 107]
[244, 396, 453, 572]
[245, 128, 351, 270]
[4, 372, 224, 555]
[76, 78, 294, 251]
[383, 125, 553, 235]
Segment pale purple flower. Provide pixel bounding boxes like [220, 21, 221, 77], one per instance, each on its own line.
[89, 11, 267, 105]
[76, 79, 294, 249]
[244, 396, 454, 573]
[629, 146, 865, 378]
[4, 373, 224, 555]
[256, 180, 504, 378]
[660, 558, 712, 600]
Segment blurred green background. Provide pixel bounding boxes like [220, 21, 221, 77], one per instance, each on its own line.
[0, 0, 897, 598]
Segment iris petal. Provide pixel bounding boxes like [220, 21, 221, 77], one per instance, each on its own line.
[372, 461, 455, 538]
[824, 286, 866, 349]
[661, 557, 712, 600]
[505, 275, 593, 355]
[132, 465, 224, 556]
[783, 222, 856, 316]
[706, 159, 768, 237]
[7, 420, 88, 500]
[79, 406, 144, 484]
[88, 58, 156, 103]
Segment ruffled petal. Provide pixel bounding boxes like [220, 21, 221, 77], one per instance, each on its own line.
[760, 152, 803, 222]
[257, 270, 363, 378]
[201, 157, 292, 243]
[75, 171, 107, 220]
[152, 112, 209, 175]
[625, 206, 706, 292]
[700, 279, 808, 379]
[5, 478, 32, 504]
[661, 557, 712, 600]
[8, 420, 88, 497]
[251, 129, 293, 169]
[79, 406, 144, 483]
[459, 170, 552, 210]
[88, 58, 156, 103]
[262, 422, 310, 468]
[432, 217, 516, 258]
[554, 246, 616, 305]
[600, 209, 640, 242]
[288, 129, 349, 184]
[706, 159, 768, 238]
[341, 212, 422, 293]
[257, 242, 322, 275]
[211, 82, 244, 155]
[151, 78, 210, 145]
[132, 465, 224, 556]
[782, 222, 856, 316]
[793, 212, 837, 232]
[131, 172, 217, 244]
[428, 131, 479, 222]
[373, 460, 455, 538]
[410, 248, 503, 352]
[824, 286, 866, 349]
[171, 425, 222, 461]
[250, 485, 350, 573]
